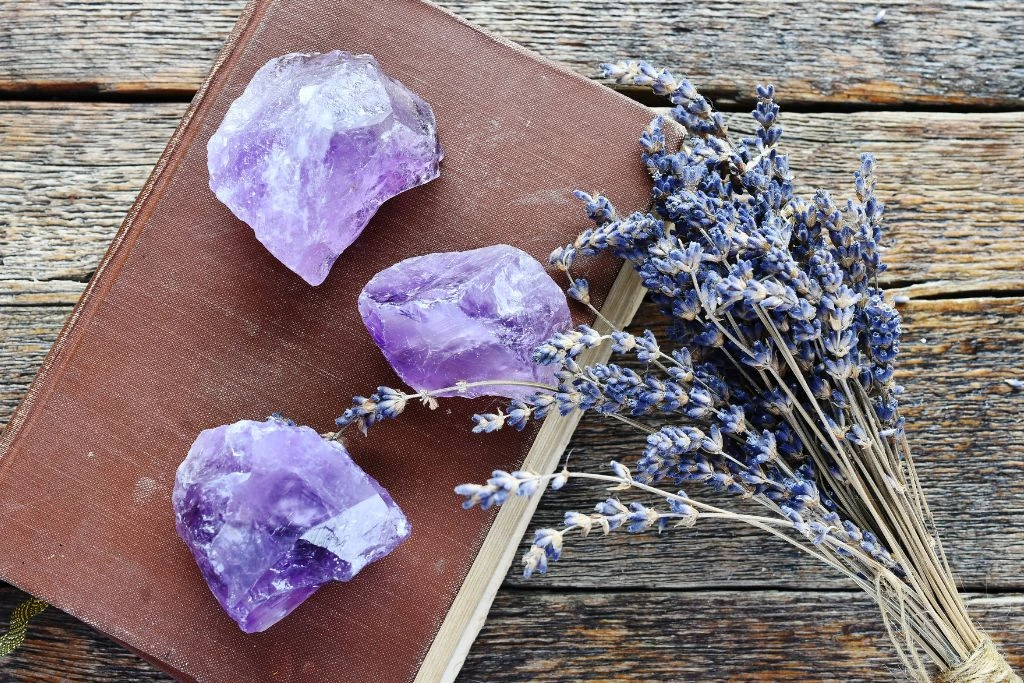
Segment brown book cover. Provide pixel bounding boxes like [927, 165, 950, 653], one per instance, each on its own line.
[0, 1, 652, 681]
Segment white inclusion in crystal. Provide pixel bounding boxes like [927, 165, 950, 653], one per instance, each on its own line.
[298, 84, 317, 104]
[301, 495, 397, 576]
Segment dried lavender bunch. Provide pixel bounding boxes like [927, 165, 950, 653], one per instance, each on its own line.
[338, 63, 1019, 682]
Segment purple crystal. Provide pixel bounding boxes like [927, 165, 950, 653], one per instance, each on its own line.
[207, 51, 442, 286]
[172, 418, 411, 633]
[358, 244, 572, 399]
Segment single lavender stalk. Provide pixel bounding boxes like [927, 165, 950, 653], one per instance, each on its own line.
[339, 65, 1019, 682]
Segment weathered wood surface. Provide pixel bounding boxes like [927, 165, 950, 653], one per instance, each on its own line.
[463, 591, 1023, 682]
[1, 582, 1020, 682]
[3, 1, 1024, 681]
[4, 103, 1023, 307]
[0, 103, 185, 305]
[2, 1, 1023, 107]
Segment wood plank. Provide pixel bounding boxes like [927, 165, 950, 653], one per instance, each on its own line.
[2, 1, 1022, 107]
[2, 582, 1020, 682]
[446, 0, 1024, 109]
[0, 0, 245, 97]
[3, 103, 1023, 306]
[0, 306, 63, 422]
[461, 590, 1024, 682]
[4, 297, 1023, 589]
[0, 102, 185, 304]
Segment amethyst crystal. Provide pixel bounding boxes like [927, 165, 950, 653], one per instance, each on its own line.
[207, 51, 442, 286]
[172, 418, 410, 633]
[358, 244, 572, 399]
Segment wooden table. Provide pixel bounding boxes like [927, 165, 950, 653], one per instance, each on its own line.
[1, 2, 1023, 680]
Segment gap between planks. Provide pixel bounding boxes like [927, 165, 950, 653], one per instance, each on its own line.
[7, 284, 1024, 309]
[3, 83, 1024, 116]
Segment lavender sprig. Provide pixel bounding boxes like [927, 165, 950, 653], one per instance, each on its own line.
[333, 379, 556, 436]
[457, 68, 1003, 680]
[339, 65, 1020, 682]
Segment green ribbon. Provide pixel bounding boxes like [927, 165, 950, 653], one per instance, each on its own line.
[0, 597, 47, 657]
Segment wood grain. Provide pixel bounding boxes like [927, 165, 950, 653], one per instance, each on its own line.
[3, 103, 1023, 307]
[460, 590, 1024, 682]
[3, 297, 1023, 590]
[2, 1, 1022, 107]
[444, 0, 1024, 109]
[0, 306, 62, 425]
[0, 103, 184, 305]
[2, 583, 1020, 682]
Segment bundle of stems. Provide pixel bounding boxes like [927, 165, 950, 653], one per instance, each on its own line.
[338, 63, 1020, 681]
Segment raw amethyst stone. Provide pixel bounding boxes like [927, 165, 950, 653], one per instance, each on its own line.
[358, 244, 572, 399]
[172, 418, 410, 633]
[207, 51, 442, 286]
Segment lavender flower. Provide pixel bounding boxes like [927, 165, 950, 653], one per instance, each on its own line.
[340, 64, 1020, 682]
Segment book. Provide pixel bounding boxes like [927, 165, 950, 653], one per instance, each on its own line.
[0, 1, 652, 681]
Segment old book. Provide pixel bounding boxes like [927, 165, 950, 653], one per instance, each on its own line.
[0, 1, 652, 681]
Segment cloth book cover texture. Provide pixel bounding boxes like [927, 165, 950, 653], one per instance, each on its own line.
[0, 1, 652, 681]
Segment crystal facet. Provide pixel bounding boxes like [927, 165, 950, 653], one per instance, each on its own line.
[173, 418, 411, 633]
[207, 51, 442, 286]
[358, 244, 572, 399]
